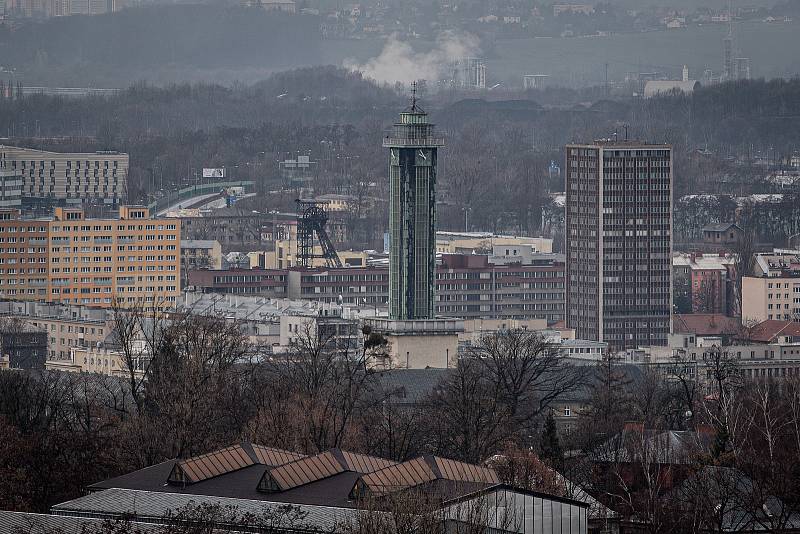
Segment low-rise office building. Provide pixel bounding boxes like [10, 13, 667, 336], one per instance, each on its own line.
[180, 239, 223, 279]
[0, 299, 110, 360]
[187, 268, 289, 297]
[0, 145, 128, 206]
[681, 340, 800, 389]
[436, 232, 553, 255]
[673, 252, 736, 315]
[437, 253, 565, 324]
[265, 241, 369, 269]
[46, 343, 145, 379]
[742, 274, 800, 322]
[0, 330, 47, 369]
[187, 252, 566, 324]
[559, 339, 607, 361]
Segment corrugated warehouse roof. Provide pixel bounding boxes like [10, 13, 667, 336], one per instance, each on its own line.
[0, 510, 162, 533]
[52, 488, 360, 532]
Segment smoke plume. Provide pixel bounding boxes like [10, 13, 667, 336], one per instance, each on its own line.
[345, 31, 480, 85]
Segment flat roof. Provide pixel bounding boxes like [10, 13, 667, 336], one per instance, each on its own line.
[53, 487, 359, 532]
[0, 144, 128, 157]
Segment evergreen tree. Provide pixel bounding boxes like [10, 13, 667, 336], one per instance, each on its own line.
[539, 411, 563, 469]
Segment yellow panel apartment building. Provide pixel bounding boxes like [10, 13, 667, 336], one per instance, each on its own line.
[0, 206, 180, 307]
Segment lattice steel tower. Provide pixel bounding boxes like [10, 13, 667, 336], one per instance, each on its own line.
[383, 85, 444, 320]
[296, 199, 342, 269]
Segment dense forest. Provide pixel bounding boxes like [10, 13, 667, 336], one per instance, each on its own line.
[1, 72, 799, 247]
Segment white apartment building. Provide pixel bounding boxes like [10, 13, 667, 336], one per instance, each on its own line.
[0, 145, 128, 205]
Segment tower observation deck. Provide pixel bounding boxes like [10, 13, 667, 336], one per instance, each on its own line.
[383, 87, 444, 320]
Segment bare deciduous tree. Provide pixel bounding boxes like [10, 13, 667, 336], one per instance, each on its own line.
[468, 329, 585, 434]
[256, 323, 389, 453]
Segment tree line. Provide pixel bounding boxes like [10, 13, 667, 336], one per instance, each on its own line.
[1, 72, 799, 249]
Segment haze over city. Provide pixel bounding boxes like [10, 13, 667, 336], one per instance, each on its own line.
[0, 0, 799, 533]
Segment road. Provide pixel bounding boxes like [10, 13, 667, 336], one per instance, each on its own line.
[156, 192, 258, 216]
[156, 193, 221, 216]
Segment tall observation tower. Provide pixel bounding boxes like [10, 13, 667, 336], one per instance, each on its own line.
[366, 84, 460, 370]
[383, 84, 445, 320]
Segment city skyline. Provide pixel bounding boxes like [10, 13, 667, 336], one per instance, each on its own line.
[0, 10, 799, 529]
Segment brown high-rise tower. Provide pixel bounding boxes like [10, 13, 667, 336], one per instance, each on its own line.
[565, 140, 673, 351]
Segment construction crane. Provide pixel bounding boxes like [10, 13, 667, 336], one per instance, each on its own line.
[296, 199, 342, 269]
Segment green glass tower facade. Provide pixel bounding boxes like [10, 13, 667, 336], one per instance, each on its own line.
[383, 99, 444, 320]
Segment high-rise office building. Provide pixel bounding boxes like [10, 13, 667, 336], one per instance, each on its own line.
[565, 140, 672, 351]
[723, 33, 734, 81]
[383, 89, 444, 320]
[722, 6, 734, 82]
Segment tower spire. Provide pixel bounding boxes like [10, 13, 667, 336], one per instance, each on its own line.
[410, 81, 418, 111]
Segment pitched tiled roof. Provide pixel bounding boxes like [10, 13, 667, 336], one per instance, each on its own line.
[702, 222, 740, 233]
[376, 368, 451, 404]
[354, 455, 499, 498]
[259, 449, 396, 492]
[166, 442, 304, 485]
[742, 320, 800, 343]
[78, 447, 593, 521]
[673, 314, 742, 336]
[251, 444, 307, 467]
[168, 444, 255, 485]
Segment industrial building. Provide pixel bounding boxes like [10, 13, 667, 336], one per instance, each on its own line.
[11, 442, 589, 534]
[451, 58, 487, 89]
